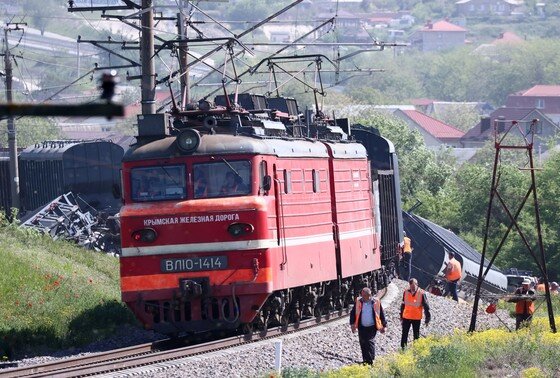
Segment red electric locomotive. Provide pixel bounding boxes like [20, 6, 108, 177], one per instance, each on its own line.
[119, 96, 389, 334]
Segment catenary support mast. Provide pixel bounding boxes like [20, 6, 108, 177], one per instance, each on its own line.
[468, 118, 556, 333]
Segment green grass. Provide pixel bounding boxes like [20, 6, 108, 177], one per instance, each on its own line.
[0, 213, 137, 359]
[267, 318, 560, 377]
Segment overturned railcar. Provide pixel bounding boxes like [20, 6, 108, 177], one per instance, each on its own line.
[403, 211, 507, 295]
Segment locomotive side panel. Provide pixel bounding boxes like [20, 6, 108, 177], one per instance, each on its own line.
[268, 157, 338, 290]
[330, 158, 380, 278]
[325, 142, 380, 278]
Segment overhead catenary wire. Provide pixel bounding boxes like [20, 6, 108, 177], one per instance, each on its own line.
[14, 54, 92, 70]
[21, 49, 99, 59]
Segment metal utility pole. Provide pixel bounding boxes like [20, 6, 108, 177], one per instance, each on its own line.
[468, 118, 556, 333]
[177, 0, 189, 109]
[3, 24, 24, 210]
[140, 0, 156, 114]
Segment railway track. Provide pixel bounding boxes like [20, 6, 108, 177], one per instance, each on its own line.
[0, 288, 387, 377]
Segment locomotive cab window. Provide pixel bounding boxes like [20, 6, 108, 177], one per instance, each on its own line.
[131, 165, 186, 202]
[193, 160, 251, 198]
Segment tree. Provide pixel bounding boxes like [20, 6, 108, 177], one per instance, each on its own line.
[226, 0, 290, 22]
[22, 0, 58, 35]
[434, 104, 481, 132]
[332, 108, 455, 206]
[532, 151, 560, 279]
[0, 117, 60, 148]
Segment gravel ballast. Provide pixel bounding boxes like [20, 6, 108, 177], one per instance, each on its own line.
[12, 279, 515, 377]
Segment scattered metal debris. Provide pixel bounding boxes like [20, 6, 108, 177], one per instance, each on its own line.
[19, 192, 120, 255]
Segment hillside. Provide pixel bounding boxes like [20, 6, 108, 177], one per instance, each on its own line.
[0, 215, 136, 359]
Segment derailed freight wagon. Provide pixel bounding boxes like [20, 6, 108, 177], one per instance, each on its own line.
[403, 211, 507, 296]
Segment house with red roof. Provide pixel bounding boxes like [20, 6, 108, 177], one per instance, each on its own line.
[392, 109, 465, 148]
[461, 107, 559, 151]
[472, 31, 525, 56]
[492, 31, 525, 44]
[409, 20, 467, 52]
[505, 85, 560, 124]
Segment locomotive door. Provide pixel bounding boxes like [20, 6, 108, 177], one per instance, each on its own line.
[272, 164, 288, 276]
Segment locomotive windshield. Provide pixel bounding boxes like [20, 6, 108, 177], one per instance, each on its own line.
[131, 165, 186, 202]
[193, 160, 251, 199]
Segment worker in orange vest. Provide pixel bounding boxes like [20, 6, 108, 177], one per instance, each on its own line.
[444, 250, 462, 302]
[349, 287, 387, 364]
[535, 277, 546, 292]
[551, 282, 559, 294]
[508, 278, 536, 330]
[400, 278, 431, 349]
[400, 231, 413, 281]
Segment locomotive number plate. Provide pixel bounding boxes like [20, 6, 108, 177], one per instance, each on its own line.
[161, 256, 228, 273]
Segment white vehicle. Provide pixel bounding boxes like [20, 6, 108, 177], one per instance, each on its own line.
[506, 274, 537, 292]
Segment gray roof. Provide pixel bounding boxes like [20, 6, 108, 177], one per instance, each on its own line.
[123, 134, 365, 162]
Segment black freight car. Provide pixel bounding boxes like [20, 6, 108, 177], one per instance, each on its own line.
[0, 155, 11, 213]
[351, 125, 404, 273]
[18, 140, 125, 214]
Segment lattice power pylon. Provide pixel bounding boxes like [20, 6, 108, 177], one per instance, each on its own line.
[468, 117, 556, 333]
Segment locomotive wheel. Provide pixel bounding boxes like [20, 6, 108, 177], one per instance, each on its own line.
[280, 314, 290, 328]
[242, 323, 253, 335]
[313, 306, 322, 318]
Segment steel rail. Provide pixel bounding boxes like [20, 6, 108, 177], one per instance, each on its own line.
[1, 287, 387, 377]
[0, 340, 164, 378]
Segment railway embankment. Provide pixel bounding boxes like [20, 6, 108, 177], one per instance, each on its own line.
[0, 217, 163, 361]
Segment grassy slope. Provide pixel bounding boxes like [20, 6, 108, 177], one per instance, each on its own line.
[0, 217, 136, 359]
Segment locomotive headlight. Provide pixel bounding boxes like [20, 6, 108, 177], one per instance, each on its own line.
[176, 128, 201, 153]
[228, 223, 254, 237]
[132, 228, 158, 243]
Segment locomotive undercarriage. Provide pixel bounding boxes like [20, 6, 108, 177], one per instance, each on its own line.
[136, 266, 390, 336]
[242, 267, 389, 333]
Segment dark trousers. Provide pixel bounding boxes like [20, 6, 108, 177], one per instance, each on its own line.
[401, 318, 421, 349]
[515, 313, 533, 330]
[358, 325, 377, 364]
[401, 252, 412, 281]
[447, 280, 459, 301]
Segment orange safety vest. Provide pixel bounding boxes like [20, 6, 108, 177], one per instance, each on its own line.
[354, 298, 383, 330]
[402, 289, 424, 320]
[515, 290, 535, 315]
[445, 258, 462, 281]
[403, 237, 412, 253]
